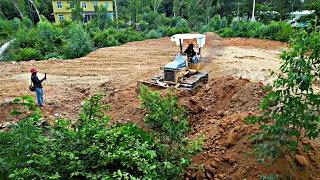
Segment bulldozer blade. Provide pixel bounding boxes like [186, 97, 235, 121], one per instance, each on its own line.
[136, 80, 168, 94]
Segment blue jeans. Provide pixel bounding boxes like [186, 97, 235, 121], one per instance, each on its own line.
[35, 88, 44, 106]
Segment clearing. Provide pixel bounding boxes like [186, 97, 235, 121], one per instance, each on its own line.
[0, 33, 319, 180]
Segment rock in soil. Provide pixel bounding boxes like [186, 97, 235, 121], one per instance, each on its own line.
[295, 155, 309, 167]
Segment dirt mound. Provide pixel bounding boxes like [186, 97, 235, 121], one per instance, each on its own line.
[189, 112, 320, 180]
[204, 32, 223, 41]
[221, 38, 288, 50]
[180, 76, 266, 127]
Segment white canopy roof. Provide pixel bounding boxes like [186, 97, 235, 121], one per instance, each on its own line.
[171, 34, 206, 48]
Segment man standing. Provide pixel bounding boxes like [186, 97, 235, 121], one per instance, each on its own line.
[30, 68, 46, 108]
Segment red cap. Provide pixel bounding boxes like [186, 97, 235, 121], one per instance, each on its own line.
[30, 68, 37, 73]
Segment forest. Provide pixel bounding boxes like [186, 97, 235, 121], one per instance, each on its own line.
[0, 0, 319, 61]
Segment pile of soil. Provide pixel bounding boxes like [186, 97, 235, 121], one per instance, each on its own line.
[175, 76, 320, 180]
[179, 76, 266, 127]
[221, 38, 288, 50]
[204, 32, 223, 41]
[104, 76, 320, 180]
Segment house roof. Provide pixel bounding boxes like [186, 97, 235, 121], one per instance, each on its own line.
[291, 10, 315, 15]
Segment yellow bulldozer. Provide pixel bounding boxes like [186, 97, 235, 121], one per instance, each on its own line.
[138, 33, 208, 92]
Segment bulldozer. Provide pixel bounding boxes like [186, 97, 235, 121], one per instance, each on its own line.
[137, 33, 208, 92]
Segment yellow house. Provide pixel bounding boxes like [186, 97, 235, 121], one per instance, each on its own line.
[51, 0, 113, 24]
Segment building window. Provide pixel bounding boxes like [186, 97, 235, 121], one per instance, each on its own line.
[84, 14, 95, 23]
[58, 15, 64, 22]
[108, 13, 113, 20]
[93, 2, 98, 8]
[82, 2, 87, 9]
[69, 2, 74, 9]
[57, 2, 62, 9]
[104, 2, 109, 8]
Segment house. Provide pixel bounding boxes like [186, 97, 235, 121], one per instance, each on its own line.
[291, 10, 315, 20]
[289, 10, 315, 27]
[52, 0, 113, 24]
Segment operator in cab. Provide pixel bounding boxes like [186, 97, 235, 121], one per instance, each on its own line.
[184, 43, 196, 61]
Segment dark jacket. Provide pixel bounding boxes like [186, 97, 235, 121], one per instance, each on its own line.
[184, 47, 196, 57]
[31, 74, 45, 88]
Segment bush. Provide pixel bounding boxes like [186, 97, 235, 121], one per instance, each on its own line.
[274, 22, 293, 42]
[17, 48, 42, 61]
[147, 29, 162, 39]
[230, 20, 248, 37]
[221, 17, 228, 28]
[208, 15, 222, 31]
[44, 52, 64, 60]
[63, 23, 93, 59]
[175, 18, 189, 29]
[1, 90, 204, 179]
[261, 21, 282, 40]
[39, 15, 48, 22]
[139, 20, 148, 31]
[0, 19, 12, 37]
[23, 17, 33, 29]
[36, 21, 63, 55]
[199, 25, 210, 33]
[162, 26, 191, 37]
[218, 27, 233, 37]
[11, 18, 23, 31]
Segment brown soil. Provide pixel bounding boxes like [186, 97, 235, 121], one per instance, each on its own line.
[0, 33, 319, 180]
[221, 37, 288, 50]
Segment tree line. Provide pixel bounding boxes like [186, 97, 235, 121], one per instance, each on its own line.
[0, 0, 319, 25]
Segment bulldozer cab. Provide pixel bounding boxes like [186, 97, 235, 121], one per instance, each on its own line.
[170, 34, 205, 71]
[136, 33, 208, 92]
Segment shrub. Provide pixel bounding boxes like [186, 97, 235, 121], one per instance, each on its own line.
[232, 20, 248, 37]
[261, 21, 283, 40]
[139, 20, 148, 31]
[23, 17, 33, 29]
[274, 22, 293, 42]
[44, 52, 64, 60]
[138, 85, 205, 176]
[246, 21, 264, 38]
[1, 90, 204, 179]
[199, 25, 210, 34]
[17, 48, 42, 61]
[39, 15, 48, 22]
[218, 27, 233, 37]
[0, 19, 12, 37]
[147, 29, 162, 39]
[63, 23, 93, 59]
[221, 17, 228, 28]
[155, 13, 171, 28]
[208, 15, 222, 31]
[36, 21, 62, 55]
[0, 95, 42, 178]
[11, 18, 23, 31]
[162, 26, 191, 37]
[175, 18, 189, 29]
[246, 28, 320, 179]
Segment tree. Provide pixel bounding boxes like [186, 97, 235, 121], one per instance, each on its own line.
[68, 0, 84, 22]
[93, 5, 111, 30]
[187, 0, 205, 29]
[247, 28, 320, 179]
[63, 23, 93, 59]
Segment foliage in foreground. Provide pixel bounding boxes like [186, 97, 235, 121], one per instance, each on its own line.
[246, 26, 320, 179]
[0, 87, 203, 179]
